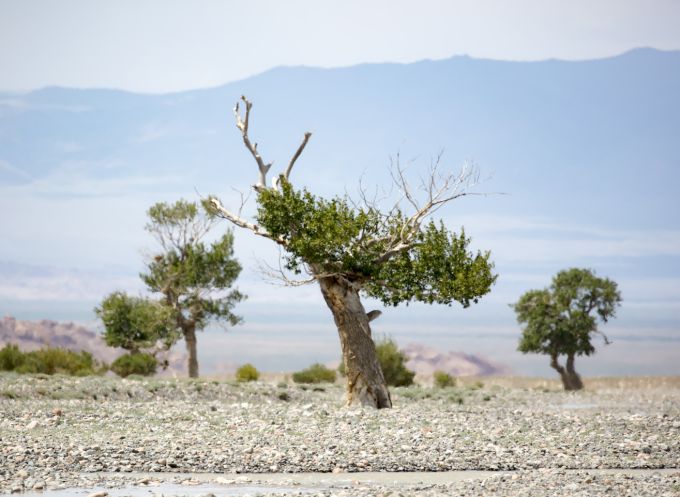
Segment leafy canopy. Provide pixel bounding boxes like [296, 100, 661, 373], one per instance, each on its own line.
[256, 181, 496, 307]
[513, 268, 622, 358]
[141, 200, 244, 330]
[96, 292, 179, 352]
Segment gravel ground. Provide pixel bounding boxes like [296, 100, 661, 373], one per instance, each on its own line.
[1, 373, 679, 496]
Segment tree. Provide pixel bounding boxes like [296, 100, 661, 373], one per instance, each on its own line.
[96, 291, 179, 354]
[140, 200, 245, 378]
[97, 200, 245, 378]
[512, 268, 622, 390]
[207, 97, 496, 408]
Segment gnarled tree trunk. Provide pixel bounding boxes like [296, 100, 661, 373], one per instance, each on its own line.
[184, 325, 199, 378]
[550, 353, 583, 391]
[565, 353, 584, 390]
[318, 276, 392, 408]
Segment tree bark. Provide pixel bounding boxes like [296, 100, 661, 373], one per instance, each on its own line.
[565, 353, 584, 390]
[184, 325, 199, 378]
[318, 276, 392, 408]
[550, 353, 581, 391]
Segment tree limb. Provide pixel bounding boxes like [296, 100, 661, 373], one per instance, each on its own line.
[208, 196, 287, 246]
[284, 132, 312, 182]
[234, 96, 272, 191]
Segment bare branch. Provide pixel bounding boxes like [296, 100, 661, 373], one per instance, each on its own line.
[230, 187, 252, 218]
[208, 196, 287, 246]
[234, 96, 272, 190]
[255, 253, 345, 287]
[255, 257, 318, 287]
[284, 132, 312, 182]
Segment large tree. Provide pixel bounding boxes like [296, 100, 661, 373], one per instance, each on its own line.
[512, 268, 622, 390]
[207, 97, 496, 408]
[98, 200, 244, 378]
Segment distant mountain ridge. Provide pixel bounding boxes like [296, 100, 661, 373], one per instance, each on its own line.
[403, 343, 511, 378]
[1, 48, 678, 230]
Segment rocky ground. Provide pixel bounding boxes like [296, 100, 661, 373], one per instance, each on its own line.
[1, 373, 679, 496]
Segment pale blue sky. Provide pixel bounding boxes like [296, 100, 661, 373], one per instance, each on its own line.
[1, 0, 680, 92]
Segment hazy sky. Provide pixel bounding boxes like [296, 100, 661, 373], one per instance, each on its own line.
[1, 0, 680, 93]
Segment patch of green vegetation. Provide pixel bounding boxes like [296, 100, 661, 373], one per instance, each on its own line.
[0, 390, 19, 399]
[111, 353, 157, 377]
[0, 344, 102, 376]
[433, 370, 456, 388]
[293, 363, 337, 384]
[236, 363, 260, 382]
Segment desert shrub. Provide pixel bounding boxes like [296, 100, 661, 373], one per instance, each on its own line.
[337, 337, 415, 387]
[292, 363, 337, 384]
[236, 363, 260, 382]
[1, 345, 97, 376]
[433, 370, 456, 388]
[375, 338, 415, 387]
[111, 353, 157, 377]
[0, 344, 24, 371]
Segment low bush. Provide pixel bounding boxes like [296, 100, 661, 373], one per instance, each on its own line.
[293, 363, 337, 384]
[433, 370, 456, 388]
[0, 344, 24, 371]
[0, 344, 98, 376]
[236, 363, 260, 382]
[111, 352, 157, 377]
[376, 338, 415, 387]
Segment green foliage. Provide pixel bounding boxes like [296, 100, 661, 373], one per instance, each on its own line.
[513, 268, 622, 358]
[111, 353, 158, 377]
[256, 181, 496, 307]
[375, 338, 416, 387]
[433, 370, 456, 388]
[292, 363, 337, 384]
[235, 363, 260, 382]
[97, 199, 245, 378]
[96, 292, 179, 352]
[141, 200, 244, 332]
[0, 344, 24, 371]
[0, 344, 99, 376]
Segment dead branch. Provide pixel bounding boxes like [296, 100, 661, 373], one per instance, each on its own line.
[372, 154, 488, 263]
[255, 253, 344, 287]
[208, 196, 287, 246]
[234, 96, 272, 191]
[284, 132, 312, 182]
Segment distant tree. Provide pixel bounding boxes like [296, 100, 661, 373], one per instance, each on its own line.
[206, 97, 496, 408]
[141, 200, 245, 378]
[97, 200, 244, 378]
[96, 292, 178, 354]
[512, 268, 622, 390]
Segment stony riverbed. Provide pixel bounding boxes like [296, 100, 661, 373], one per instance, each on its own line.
[1, 373, 679, 496]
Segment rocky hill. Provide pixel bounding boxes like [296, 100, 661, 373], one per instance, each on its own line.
[403, 343, 510, 378]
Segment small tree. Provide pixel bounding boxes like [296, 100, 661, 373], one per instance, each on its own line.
[512, 268, 622, 390]
[96, 292, 178, 354]
[207, 97, 496, 408]
[97, 200, 244, 378]
[141, 200, 245, 378]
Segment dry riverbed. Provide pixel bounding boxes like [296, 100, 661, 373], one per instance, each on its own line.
[1, 373, 679, 496]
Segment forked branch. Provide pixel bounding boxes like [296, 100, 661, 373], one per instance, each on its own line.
[234, 96, 272, 191]
[235, 96, 312, 190]
[374, 154, 486, 263]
